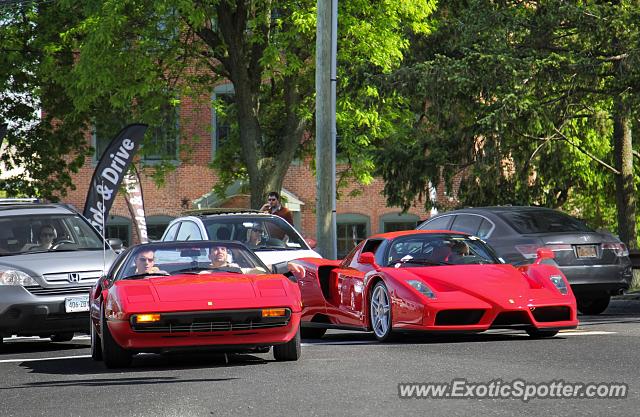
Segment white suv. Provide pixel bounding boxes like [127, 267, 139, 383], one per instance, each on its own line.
[161, 209, 321, 269]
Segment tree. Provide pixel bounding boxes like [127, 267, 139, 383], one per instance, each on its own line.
[52, 0, 435, 208]
[0, 1, 92, 199]
[376, 0, 640, 246]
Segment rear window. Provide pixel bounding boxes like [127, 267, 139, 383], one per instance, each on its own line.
[498, 210, 593, 234]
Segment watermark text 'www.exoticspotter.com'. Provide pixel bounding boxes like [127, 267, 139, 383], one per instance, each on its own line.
[398, 379, 628, 402]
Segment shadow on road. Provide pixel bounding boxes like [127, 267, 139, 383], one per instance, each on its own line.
[12, 352, 270, 377]
[0, 340, 88, 355]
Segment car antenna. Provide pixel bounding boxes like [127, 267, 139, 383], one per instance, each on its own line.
[101, 179, 107, 275]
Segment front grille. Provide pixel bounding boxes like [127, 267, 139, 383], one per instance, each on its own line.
[130, 309, 291, 333]
[25, 285, 92, 296]
[531, 306, 571, 322]
[491, 311, 531, 327]
[43, 270, 102, 285]
[434, 309, 485, 326]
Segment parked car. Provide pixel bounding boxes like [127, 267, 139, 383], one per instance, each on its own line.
[417, 206, 633, 315]
[0, 200, 120, 345]
[161, 209, 321, 270]
[288, 230, 577, 341]
[90, 240, 301, 368]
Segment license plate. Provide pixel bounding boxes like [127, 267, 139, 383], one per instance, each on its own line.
[65, 295, 89, 313]
[576, 245, 597, 258]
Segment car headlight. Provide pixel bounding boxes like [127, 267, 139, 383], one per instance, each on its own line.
[0, 270, 38, 286]
[549, 275, 568, 295]
[407, 280, 436, 299]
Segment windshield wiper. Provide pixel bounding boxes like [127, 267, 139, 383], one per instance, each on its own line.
[172, 266, 244, 274]
[387, 258, 451, 267]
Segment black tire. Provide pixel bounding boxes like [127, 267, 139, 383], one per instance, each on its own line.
[369, 281, 394, 342]
[526, 329, 559, 339]
[273, 327, 301, 361]
[101, 308, 132, 368]
[301, 327, 327, 339]
[90, 317, 103, 361]
[50, 332, 74, 342]
[577, 294, 611, 315]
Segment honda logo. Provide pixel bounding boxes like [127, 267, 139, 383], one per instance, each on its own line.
[68, 273, 81, 283]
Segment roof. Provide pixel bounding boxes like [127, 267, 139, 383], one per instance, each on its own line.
[181, 208, 263, 217]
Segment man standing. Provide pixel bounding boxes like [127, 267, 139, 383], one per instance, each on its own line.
[260, 191, 294, 225]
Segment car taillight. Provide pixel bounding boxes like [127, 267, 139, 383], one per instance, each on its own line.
[602, 242, 629, 257]
[515, 244, 572, 259]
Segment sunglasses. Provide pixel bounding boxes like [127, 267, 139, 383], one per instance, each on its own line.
[268, 198, 277, 201]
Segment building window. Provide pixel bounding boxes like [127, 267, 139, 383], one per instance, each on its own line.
[146, 215, 174, 241]
[93, 113, 130, 161]
[143, 104, 180, 161]
[211, 83, 235, 157]
[380, 212, 420, 233]
[106, 215, 132, 247]
[337, 214, 370, 259]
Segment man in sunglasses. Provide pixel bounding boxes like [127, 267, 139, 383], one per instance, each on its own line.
[133, 249, 164, 275]
[260, 191, 293, 225]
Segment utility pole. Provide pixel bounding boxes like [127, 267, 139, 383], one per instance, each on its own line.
[315, 0, 337, 259]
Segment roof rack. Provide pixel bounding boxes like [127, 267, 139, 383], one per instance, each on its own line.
[0, 197, 42, 205]
[182, 208, 263, 216]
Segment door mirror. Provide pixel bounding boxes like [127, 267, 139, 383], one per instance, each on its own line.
[534, 248, 554, 264]
[107, 238, 123, 252]
[358, 252, 376, 265]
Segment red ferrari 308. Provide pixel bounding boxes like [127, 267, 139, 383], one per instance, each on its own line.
[288, 230, 578, 341]
[90, 241, 301, 368]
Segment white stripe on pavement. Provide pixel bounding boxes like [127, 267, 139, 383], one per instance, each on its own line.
[0, 355, 91, 364]
[558, 330, 616, 336]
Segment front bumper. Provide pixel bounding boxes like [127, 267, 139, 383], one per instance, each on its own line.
[0, 286, 90, 337]
[107, 311, 301, 351]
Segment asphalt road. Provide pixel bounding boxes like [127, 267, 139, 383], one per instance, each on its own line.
[1, 299, 639, 417]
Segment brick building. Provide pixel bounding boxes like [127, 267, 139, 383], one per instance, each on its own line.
[62, 89, 443, 258]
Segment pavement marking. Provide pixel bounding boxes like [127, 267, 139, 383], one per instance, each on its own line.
[558, 330, 616, 336]
[0, 355, 91, 364]
[302, 340, 377, 346]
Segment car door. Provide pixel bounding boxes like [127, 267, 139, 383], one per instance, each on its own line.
[328, 239, 383, 327]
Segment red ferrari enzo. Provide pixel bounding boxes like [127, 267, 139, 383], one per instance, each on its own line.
[90, 241, 301, 368]
[288, 231, 578, 341]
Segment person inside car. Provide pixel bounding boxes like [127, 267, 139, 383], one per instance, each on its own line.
[447, 240, 471, 263]
[247, 225, 264, 248]
[134, 249, 166, 275]
[208, 245, 242, 272]
[21, 224, 56, 252]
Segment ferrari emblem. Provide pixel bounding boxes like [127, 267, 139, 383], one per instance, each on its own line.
[508, 299, 515, 304]
[207, 301, 214, 306]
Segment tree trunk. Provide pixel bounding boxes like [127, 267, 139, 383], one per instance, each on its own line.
[613, 97, 636, 248]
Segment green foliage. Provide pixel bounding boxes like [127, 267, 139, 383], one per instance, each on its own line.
[376, 0, 640, 242]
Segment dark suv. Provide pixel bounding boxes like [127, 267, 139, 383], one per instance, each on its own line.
[0, 200, 119, 345]
[418, 206, 633, 315]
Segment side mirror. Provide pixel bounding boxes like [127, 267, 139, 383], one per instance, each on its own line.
[271, 261, 289, 275]
[358, 252, 376, 265]
[534, 248, 554, 264]
[107, 238, 123, 251]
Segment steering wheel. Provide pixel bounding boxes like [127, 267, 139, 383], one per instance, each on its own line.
[51, 239, 74, 249]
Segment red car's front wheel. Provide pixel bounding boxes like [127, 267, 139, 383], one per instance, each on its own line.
[101, 307, 132, 368]
[370, 282, 394, 342]
[273, 326, 301, 361]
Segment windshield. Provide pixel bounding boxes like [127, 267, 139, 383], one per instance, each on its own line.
[203, 216, 308, 250]
[497, 210, 593, 234]
[385, 234, 500, 267]
[117, 241, 270, 280]
[0, 214, 104, 255]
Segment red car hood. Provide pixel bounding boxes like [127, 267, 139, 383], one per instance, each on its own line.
[389, 264, 549, 307]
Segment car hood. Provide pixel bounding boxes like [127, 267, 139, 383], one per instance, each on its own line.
[138, 274, 291, 302]
[255, 249, 322, 267]
[0, 250, 116, 276]
[388, 264, 555, 308]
